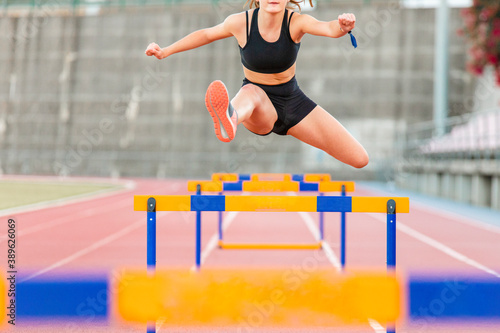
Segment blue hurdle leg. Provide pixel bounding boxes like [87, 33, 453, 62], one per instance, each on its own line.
[218, 211, 223, 240]
[387, 199, 396, 333]
[147, 197, 157, 272]
[387, 199, 396, 270]
[196, 210, 201, 270]
[218, 192, 223, 243]
[147, 323, 156, 333]
[146, 197, 157, 333]
[340, 185, 346, 270]
[319, 193, 324, 241]
[196, 185, 202, 270]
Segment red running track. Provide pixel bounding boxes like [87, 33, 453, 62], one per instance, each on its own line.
[2, 177, 500, 333]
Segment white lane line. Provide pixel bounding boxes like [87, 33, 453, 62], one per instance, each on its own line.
[0, 199, 131, 244]
[0, 181, 135, 218]
[298, 211, 379, 332]
[20, 211, 171, 283]
[189, 211, 239, 272]
[288, 190, 342, 272]
[298, 211, 320, 240]
[422, 206, 500, 235]
[156, 318, 166, 332]
[297, 211, 342, 272]
[362, 185, 500, 235]
[368, 319, 387, 333]
[368, 213, 500, 278]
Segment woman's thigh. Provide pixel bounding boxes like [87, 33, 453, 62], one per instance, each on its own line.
[232, 84, 278, 135]
[286, 106, 369, 168]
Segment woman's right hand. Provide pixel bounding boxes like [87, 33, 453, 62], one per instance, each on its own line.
[145, 42, 165, 59]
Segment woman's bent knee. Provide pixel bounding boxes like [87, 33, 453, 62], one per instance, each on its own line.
[324, 145, 369, 169]
[352, 152, 369, 169]
[236, 84, 276, 134]
[239, 84, 263, 102]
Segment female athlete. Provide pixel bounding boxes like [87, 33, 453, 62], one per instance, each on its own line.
[146, 0, 368, 168]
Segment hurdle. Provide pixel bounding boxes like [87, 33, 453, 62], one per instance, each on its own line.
[135, 193, 409, 333]
[9, 272, 500, 328]
[188, 173, 355, 269]
[210, 172, 331, 183]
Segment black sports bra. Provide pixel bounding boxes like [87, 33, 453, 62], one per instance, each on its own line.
[239, 8, 300, 74]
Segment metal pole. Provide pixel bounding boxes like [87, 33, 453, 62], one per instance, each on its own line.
[387, 199, 396, 269]
[218, 191, 223, 243]
[340, 185, 346, 270]
[319, 192, 324, 241]
[196, 185, 202, 270]
[433, 0, 449, 137]
[387, 199, 396, 333]
[146, 197, 156, 333]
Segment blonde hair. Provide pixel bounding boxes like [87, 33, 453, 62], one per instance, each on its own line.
[244, 0, 314, 12]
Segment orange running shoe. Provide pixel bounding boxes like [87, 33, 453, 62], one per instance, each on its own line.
[205, 80, 238, 142]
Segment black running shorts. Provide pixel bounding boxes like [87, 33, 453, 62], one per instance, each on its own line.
[242, 76, 317, 135]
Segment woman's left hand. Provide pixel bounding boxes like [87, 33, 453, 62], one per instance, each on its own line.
[338, 13, 356, 33]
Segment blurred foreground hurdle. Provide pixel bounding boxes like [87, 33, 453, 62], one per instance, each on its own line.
[188, 173, 355, 269]
[134, 193, 409, 333]
[117, 269, 400, 328]
[4, 273, 500, 329]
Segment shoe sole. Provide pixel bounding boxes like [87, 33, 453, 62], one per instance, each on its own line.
[205, 80, 234, 143]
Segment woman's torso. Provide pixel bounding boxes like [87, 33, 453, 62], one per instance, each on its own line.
[237, 8, 300, 85]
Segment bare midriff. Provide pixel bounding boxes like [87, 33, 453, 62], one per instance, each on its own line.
[243, 63, 296, 85]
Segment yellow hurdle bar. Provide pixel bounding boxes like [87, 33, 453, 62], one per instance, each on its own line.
[319, 181, 355, 192]
[187, 180, 223, 192]
[134, 195, 191, 212]
[187, 180, 354, 193]
[226, 195, 317, 212]
[218, 240, 322, 250]
[116, 269, 400, 326]
[251, 173, 292, 181]
[192, 175, 352, 193]
[211, 173, 333, 182]
[212, 173, 239, 181]
[304, 173, 331, 182]
[242, 180, 300, 192]
[352, 197, 410, 213]
[134, 195, 410, 213]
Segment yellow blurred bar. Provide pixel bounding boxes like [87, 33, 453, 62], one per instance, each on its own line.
[225, 195, 316, 212]
[304, 173, 331, 182]
[218, 241, 322, 250]
[187, 181, 223, 192]
[116, 269, 400, 326]
[251, 173, 292, 181]
[319, 181, 355, 192]
[212, 173, 239, 181]
[352, 197, 410, 213]
[242, 181, 299, 192]
[134, 195, 191, 211]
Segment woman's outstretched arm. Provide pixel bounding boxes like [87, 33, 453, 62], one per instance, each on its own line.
[145, 14, 241, 59]
[292, 13, 356, 41]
